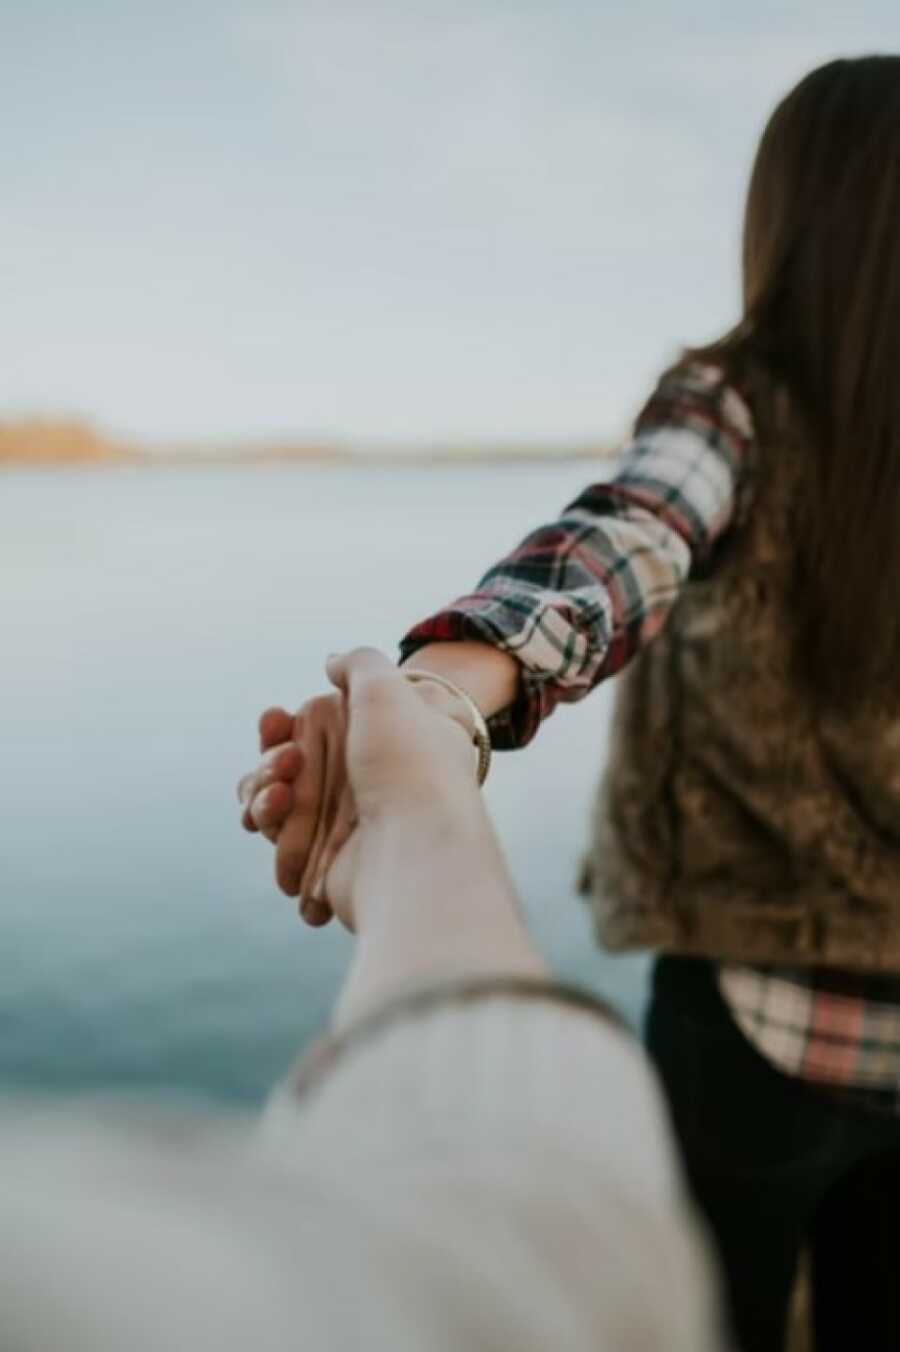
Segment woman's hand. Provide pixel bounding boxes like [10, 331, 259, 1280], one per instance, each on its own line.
[237, 667, 482, 925]
[237, 692, 351, 926]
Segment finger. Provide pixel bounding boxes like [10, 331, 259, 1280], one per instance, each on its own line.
[239, 775, 262, 832]
[322, 830, 359, 934]
[250, 781, 295, 841]
[239, 743, 304, 831]
[325, 646, 394, 698]
[299, 717, 344, 908]
[275, 727, 326, 898]
[316, 783, 357, 907]
[241, 742, 303, 809]
[259, 706, 294, 753]
[299, 897, 333, 928]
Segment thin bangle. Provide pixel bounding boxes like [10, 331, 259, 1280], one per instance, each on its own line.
[402, 668, 492, 786]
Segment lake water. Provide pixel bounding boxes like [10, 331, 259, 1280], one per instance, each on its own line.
[2, 462, 650, 1103]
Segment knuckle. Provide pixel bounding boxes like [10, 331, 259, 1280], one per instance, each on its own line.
[303, 693, 339, 725]
[260, 745, 286, 777]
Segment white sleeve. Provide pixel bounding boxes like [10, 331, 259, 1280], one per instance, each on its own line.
[0, 992, 726, 1351]
[260, 987, 727, 1352]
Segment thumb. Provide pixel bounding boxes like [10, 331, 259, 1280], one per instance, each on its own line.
[325, 647, 396, 700]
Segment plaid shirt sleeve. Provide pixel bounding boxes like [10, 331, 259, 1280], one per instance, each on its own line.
[399, 363, 756, 749]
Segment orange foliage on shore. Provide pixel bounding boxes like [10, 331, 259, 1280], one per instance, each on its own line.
[0, 416, 613, 465]
[0, 418, 130, 464]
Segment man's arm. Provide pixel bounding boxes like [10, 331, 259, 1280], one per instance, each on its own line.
[261, 652, 725, 1352]
[332, 799, 546, 1033]
[320, 649, 545, 1030]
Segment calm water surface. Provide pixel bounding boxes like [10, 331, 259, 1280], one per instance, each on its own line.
[2, 462, 649, 1102]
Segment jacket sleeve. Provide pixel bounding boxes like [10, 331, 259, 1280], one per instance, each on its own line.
[399, 364, 755, 748]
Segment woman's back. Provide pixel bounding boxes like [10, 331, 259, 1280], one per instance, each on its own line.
[586, 362, 900, 970]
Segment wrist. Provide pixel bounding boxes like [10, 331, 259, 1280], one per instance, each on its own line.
[400, 641, 519, 722]
[404, 672, 476, 732]
[349, 798, 497, 925]
[403, 669, 491, 787]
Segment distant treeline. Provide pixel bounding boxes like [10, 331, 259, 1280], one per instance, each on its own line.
[0, 419, 129, 464]
[0, 417, 613, 465]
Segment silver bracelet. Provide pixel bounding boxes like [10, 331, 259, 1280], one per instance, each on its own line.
[402, 669, 492, 786]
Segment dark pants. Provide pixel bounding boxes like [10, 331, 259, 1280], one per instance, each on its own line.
[645, 956, 900, 1352]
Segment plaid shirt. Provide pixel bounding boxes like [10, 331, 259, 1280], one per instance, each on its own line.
[401, 362, 900, 1112]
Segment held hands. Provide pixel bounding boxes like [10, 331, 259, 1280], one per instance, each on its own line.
[237, 651, 481, 928]
[238, 690, 352, 927]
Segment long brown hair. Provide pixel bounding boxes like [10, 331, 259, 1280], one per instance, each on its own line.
[697, 55, 900, 711]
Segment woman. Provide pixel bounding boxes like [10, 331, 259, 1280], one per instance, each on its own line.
[239, 56, 900, 1352]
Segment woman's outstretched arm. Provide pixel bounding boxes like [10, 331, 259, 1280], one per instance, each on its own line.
[239, 365, 754, 911]
[400, 365, 754, 749]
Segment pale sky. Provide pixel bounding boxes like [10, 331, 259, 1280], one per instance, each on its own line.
[2, 2, 897, 446]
